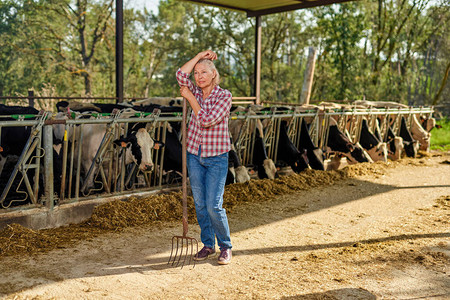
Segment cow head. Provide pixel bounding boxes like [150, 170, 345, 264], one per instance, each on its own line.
[308, 148, 325, 171]
[410, 115, 431, 152]
[226, 167, 236, 185]
[235, 165, 251, 183]
[387, 137, 403, 161]
[365, 142, 388, 162]
[263, 158, 278, 179]
[344, 143, 373, 165]
[289, 149, 310, 173]
[113, 128, 164, 172]
[403, 140, 419, 158]
[228, 147, 250, 183]
[326, 154, 342, 171]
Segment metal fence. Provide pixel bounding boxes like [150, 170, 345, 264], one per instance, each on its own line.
[0, 105, 433, 211]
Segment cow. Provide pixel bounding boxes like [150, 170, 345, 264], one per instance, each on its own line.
[132, 97, 182, 107]
[325, 118, 373, 168]
[152, 122, 249, 186]
[0, 105, 42, 207]
[399, 117, 419, 158]
[56, 100, 136, 114]
[0, 155, 29, 207]
[419, 116, 440, 132]
[89, 103, 135, 113]
[156, 123, 182, 176]
[0, 104, 40, 171]
[359, 119, 388, 162]
[298, 119, 325, 170]
[56, 100, 102, 113]
[229, 106, 277, 180]
[410, 114, 431, 151]
[276, 120, 310, 173]
[352, 100, 409, 109]
[385, 126, 404, 161]
[0, 104, 40, 115]
[68, 115, 164, 195]
[226, 140, 251, 185]
[253, 127, 278, 179]
[134, 104, 185, 117]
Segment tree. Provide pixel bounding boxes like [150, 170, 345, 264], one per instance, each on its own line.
[41, 0, 115, 95]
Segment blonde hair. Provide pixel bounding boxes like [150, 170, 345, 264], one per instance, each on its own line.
[196, 59, 220, 86]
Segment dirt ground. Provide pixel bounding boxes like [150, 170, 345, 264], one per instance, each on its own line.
[0, 153, 449, 300]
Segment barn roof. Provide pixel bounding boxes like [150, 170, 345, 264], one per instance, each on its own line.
[178, 0, 357, 17]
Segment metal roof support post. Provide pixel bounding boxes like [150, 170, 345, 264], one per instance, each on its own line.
[43, 124, 54, 209]
[116, 0, 124, 103]
[254, 15, 262, 105]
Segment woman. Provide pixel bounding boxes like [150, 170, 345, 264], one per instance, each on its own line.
[176, 50, 232, 265]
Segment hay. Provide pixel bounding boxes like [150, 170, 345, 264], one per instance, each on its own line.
[86, 192, 195, 230]
[223, 169, 348, 212]
[0, 155, 441, 257]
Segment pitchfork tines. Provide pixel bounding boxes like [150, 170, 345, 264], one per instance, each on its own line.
[168, 217, 198, 268]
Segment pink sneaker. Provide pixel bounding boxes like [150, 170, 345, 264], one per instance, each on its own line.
[194, 246, 216, 261]
[218, 249, 232, 265]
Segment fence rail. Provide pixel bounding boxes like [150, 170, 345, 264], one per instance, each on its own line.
[0, 106, 433, 212]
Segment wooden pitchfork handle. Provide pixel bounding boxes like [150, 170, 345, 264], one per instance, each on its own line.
[182, 97, 188, 237]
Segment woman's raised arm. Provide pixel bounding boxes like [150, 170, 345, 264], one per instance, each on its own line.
[180, 50, 217, 74]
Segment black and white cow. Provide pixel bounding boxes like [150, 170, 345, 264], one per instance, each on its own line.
[132, 97, 182, 107]
[410, 114, 431, 151]
[72, 118, 164, 195]
[56, 100, 102, 113]
[252, 127, 278, 179]
[229, 106, 277, 180]
[399, 117, 419, 158]
[359, 119, 388, 162]
[276, 120, 310, 173]
[0, 105, 41, 206]
[384, 126, 404, 161]
[298, 119, 325, 171]
[419, 116, 440, 132]
[326, 118, 372, 168]
[227, 140, 251, 185]
[0, 104, 40, 115]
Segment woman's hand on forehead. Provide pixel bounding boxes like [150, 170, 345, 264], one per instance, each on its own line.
[198, 50, 217, 61]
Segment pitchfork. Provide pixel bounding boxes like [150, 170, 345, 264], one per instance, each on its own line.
[168, 98, 198, 268]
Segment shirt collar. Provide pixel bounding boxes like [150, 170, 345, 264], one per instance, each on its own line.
[202, 85, 219, 101]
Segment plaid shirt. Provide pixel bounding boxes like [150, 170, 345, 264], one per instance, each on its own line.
[176, 68, 232, 157]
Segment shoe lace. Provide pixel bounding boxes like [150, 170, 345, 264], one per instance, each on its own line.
[199, 247, 211, 255]
[220, 249, 229, 259]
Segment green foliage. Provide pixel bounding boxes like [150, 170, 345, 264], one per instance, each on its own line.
[431, 118, 450, 151]
[0, 0, 448, 107]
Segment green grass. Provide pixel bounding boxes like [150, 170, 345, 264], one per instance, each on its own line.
[431, 118, 450, 151]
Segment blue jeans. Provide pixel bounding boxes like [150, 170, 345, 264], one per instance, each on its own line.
[187, 147, 232, 250]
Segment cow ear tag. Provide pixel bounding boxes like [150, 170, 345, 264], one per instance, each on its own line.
[154, 143, 160, 150]
[0, 146, 3, 152]
[120, 141, 127, 148]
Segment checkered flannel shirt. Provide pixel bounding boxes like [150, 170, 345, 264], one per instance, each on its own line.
[176, 68, 232, 157]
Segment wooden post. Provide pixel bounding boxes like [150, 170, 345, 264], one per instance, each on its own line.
[300, 47, 316, 104]
[254, 16, 262, 105]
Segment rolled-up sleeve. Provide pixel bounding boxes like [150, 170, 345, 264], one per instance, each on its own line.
[176, 68, 196, 93]
[197, 89, 232, 128]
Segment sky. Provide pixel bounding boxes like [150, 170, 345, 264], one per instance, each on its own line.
[126, 0, 160, 13]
